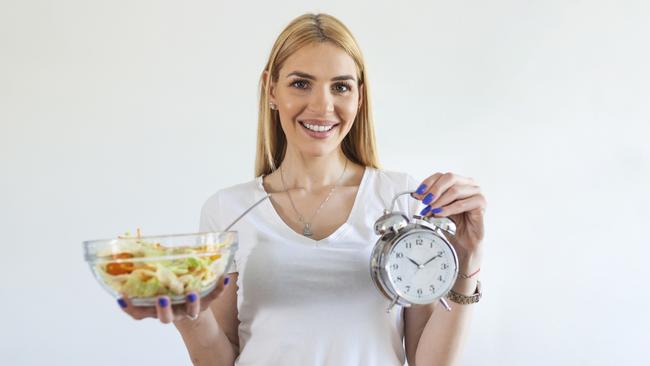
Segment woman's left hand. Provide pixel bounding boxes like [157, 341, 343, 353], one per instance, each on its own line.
[412, 172, 487, 258]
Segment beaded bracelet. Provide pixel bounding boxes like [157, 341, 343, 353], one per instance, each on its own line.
[458, 267, 481, 279]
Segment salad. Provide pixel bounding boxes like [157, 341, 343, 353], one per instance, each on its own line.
[93, 231, 228, 299]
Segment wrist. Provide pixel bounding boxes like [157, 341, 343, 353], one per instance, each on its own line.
[174, 309, 211, 331]
[452, 277, 479, 296]
[458, 252, 482, 275]
[457, 246, 483, 265]
[452, 250, 482, 296]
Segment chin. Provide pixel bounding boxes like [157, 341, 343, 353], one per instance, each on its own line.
[299, 143, 340, 157]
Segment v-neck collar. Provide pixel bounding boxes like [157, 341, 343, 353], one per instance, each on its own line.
[255, 166, 371, 245]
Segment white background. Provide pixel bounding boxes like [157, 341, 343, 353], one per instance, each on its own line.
[1, 1, 648, 365]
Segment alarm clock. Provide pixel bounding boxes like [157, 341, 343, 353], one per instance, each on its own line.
[370, 191, 459, 313]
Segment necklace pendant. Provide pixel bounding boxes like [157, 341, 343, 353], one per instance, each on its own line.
[303, 223, 313, 237]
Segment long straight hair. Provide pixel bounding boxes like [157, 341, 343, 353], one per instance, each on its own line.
[254, 13, 381, 177]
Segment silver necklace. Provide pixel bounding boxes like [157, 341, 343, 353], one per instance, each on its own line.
[279, 160, 348, 237]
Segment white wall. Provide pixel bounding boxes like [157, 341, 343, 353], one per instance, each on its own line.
[1, 1, 648, 365]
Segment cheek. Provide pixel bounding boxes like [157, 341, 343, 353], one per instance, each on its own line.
[279, 100, 303, 122]
[282, 100, 296, 110]
[337, 99, 360, 122]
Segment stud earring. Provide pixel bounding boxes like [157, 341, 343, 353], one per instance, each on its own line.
[269, 102, 277, 110]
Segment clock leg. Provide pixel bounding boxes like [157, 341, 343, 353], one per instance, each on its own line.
[386, 297, 400, 313]
[439, 298, 452, 312]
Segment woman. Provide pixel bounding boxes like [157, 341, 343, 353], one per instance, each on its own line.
[118, 13, 486, 366]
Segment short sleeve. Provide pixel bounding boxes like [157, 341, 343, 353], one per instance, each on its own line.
[199, 198, 219, 233]
[198, 192, 238, 273]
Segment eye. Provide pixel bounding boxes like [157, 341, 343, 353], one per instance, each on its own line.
[290, 79, 310, 89]
[333, 82, 352, 93]
[289, 79, 352, 94]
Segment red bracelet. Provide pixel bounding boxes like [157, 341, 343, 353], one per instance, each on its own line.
[458, 267, 481, 279]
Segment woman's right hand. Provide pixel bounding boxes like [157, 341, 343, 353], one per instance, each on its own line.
[116, 274, 231, 324]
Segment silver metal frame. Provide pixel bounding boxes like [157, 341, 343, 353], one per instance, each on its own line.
[370, 190, 460, 312]
[370, 225, 459, 308]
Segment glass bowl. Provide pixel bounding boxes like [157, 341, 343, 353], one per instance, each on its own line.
[83, 231, 237, 306]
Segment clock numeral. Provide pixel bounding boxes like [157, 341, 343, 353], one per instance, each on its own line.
[405, 285, 411, 292]
[395, 252, 404, 258]
[396, 276, 403, 282]
[438, 250, 444, 256]
[416, 239, 423, 246]
[437, 275, 444, 282]
[417, 288, 423, 295]
[429, 285, 435, 292]
[441, 263, 449, 270]
[391, 263, 399, 270]
[405, 242, 412, 249]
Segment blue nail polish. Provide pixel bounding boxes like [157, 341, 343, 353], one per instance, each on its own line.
[431, 207, 443, 214]
[416, 184, 427, 195]
[423, 193, 434, 205]
[117, 298, 127, 308]
[224, 277, 230, 286]
[420, 206, 432, 215]
[158, 297, 169, 307]
[187, 293, 198, 303]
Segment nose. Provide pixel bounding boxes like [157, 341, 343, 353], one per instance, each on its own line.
[307, 85, 334, 114]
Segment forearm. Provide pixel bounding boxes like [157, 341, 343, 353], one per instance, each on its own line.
[415, 252, 482, 366]
[174, 310, 237, 366]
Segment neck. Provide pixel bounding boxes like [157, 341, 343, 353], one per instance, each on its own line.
[279, 146, 349, 192]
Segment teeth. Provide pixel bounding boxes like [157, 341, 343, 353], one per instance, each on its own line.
[302, 122, 334, 132]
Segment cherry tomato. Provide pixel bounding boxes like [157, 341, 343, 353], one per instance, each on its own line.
[106, 252, 135, 275]
[106, 262, 134, 275]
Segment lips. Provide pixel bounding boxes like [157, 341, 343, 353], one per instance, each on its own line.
[301, 122, 335, 132]
[299, 119, 339, 126]
[298, 120, 339, 139]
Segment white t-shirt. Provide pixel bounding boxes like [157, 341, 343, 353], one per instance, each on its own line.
[199, 167, 423, 366]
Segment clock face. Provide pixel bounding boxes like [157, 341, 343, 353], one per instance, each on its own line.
[386, 230, 457, 303]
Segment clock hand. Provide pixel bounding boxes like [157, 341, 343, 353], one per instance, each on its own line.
[406, 256, 421, 268]
[421, 253, 443, 267]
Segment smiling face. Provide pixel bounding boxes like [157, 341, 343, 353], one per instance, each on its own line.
[268, 42, 364, 157]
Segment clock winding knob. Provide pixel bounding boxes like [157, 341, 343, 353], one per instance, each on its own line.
[414, 215, 457, 236]
[373, 211, 409, 235]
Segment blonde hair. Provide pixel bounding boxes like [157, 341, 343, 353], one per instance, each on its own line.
[255, 13, 380, 177]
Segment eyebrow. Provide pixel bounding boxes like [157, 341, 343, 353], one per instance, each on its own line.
[286, 71, 356, 82]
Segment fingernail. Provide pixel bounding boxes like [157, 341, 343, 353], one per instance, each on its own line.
[420, 206, 432, 215]
[158, 297, 169, 307]
[416, 184, 427, 195]
[187, 293, 198, 303]
[423, 193, 435, 205]
[224, 277, 230, 286]
[431, 207, 443, 214]
[117, 298, 127, 308]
